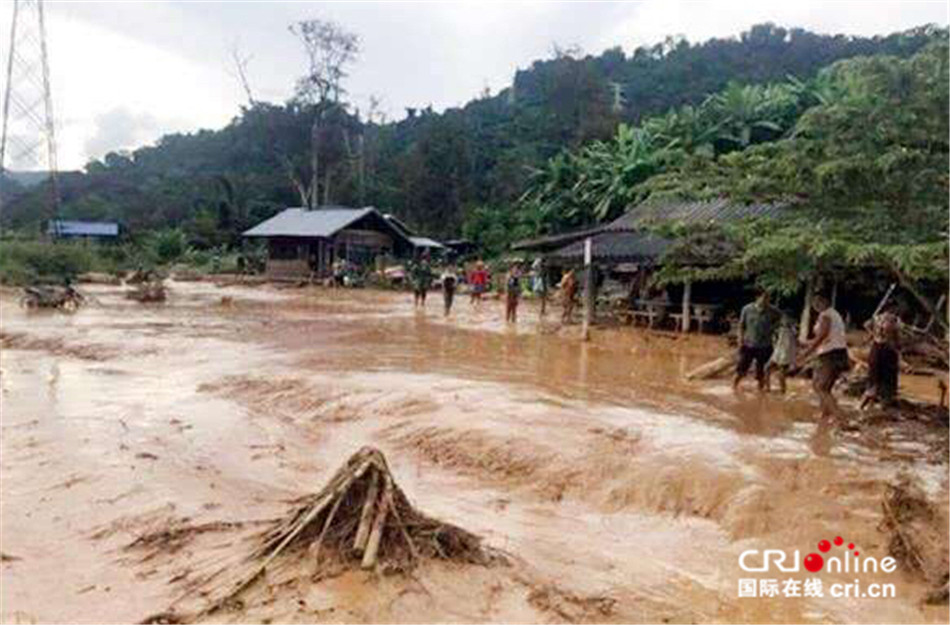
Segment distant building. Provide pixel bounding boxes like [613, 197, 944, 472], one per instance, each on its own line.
[382, 214, 445, 256]
[48, 220, 120, 240]
[515, 198, 786, 266]
[243, 206, 418, 279]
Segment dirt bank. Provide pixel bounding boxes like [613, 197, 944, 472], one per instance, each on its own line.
[1, 282, 946, 623]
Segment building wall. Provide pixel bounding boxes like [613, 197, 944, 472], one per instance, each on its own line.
[262, 228, 398, 279]
[266, 238, 312, 279]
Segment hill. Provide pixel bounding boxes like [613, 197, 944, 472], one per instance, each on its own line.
[0, 22, 944, 246]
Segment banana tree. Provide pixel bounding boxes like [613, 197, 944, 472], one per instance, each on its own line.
[573, 124, 664, 221]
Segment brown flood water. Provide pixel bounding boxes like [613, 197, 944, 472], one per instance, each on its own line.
[0, 281, 947, 624]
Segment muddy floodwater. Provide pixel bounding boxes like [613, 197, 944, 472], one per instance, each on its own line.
[1, 281, 947, 624]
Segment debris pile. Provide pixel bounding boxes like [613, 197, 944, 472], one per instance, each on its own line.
[879, 476, 949, 604]
[19, 284, 85, 310]
[126, 279, 167, 303]
[201, 447, 500, 614]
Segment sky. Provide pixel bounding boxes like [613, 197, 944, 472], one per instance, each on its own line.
[1, 0, 947, 170]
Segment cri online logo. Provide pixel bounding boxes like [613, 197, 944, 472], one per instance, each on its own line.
[739, 536, 898, 574]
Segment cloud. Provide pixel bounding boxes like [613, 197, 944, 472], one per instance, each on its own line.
[3, 1, 946, 169]
[83, 107, 160, 162]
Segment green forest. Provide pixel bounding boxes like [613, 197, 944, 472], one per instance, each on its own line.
[1, 22, 947, 290]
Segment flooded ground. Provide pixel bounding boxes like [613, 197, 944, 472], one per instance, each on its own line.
[1, 281, 947, 624]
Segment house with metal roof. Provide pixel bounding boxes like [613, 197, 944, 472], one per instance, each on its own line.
[382, 214, 446, 254]
[512, 198, 787, 333]
[519, 198, 785, 267]
[243, 206, 415, 279]
[48, 220, 120, 239]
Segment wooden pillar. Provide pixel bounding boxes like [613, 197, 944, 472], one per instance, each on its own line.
[582, 237, 594, 341]
[799, 277, 814, 342]
[681, 280, 692, 333]
[831, 278, 838, 309]
[539, 262, 548, 318]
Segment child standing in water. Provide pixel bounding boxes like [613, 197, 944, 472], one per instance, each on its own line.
[505, 265, 522, 323]
[767, 313, 798, 394]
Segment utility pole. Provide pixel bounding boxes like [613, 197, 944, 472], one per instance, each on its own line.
[1, 0, 60, 229]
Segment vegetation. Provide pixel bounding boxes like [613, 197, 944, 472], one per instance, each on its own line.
[1, 22, 946, 297]
[642, 41, 949, 294]
[1, 22, 943, 247]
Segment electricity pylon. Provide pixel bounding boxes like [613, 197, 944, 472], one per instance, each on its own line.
[1, 0, 60, 221]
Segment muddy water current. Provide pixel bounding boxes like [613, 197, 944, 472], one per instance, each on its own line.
[0, 282, 946, 624]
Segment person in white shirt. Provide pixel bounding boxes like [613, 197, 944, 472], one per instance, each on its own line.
[798, 293, 850, 422]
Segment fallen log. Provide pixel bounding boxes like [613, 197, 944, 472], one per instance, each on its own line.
[686, 354, 737, 381]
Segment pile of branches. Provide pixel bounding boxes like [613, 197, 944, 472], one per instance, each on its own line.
[899, 325, 949, 371]
[202, 447, 500, 615]
[20, 284, 85, 311]
[126, 280, 167, 303]
[879, 476, 949, 604]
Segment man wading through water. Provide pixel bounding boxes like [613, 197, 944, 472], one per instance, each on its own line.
[441, 263, 458, 317]
[734, 291, 779, 392]
[799, 293, 851, 421]
[411, 258, 434, 308]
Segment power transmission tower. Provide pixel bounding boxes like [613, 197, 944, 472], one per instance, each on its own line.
[1, 0, 60, 224]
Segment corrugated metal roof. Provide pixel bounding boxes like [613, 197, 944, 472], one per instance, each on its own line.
[48, 220, 119, 237]
[608, 198, 785, 231]
[510, 226, 605, 252]
[409, 236, 445, 249]
[547, 231, 672, 264]
[243, 207, 377, 238]
[384, 214, 415, 237]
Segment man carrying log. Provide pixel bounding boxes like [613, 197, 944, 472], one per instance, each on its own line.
[798, 293, 851, 421]
[733, 291, 779, 392]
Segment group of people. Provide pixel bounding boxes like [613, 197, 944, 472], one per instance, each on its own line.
[408, 259, 526, 322]
[733, 290, 902, 422]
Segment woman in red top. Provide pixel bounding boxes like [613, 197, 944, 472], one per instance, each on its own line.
[469, 261, 489, 305]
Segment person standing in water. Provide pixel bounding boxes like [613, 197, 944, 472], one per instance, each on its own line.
[860, 306, 900, 410]
[798, 293, 850, 421]
[559, 269, 577, 323]
[410, 258, 433, 308]
[441, 263, 458, 317]
[766, 313, 798, 394]
[469, 261, 488, 306]
[505, 264, 522, 323]
[734, 291, 778, 392]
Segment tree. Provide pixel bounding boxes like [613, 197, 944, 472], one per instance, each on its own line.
[648, 42, 949, 294]
[290, 19, 360, 207]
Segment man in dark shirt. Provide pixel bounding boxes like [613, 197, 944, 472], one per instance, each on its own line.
[733, 291, 778, 391]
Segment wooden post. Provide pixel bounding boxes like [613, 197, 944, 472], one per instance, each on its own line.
[582, 237, 593, 341]
[830, 278, 838, 309]
[799, 277, 814, 342]
[539, 260, 548, 318]
[681, 280, 692, 333]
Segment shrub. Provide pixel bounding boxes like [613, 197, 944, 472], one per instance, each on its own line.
[0, 239, 98, 285]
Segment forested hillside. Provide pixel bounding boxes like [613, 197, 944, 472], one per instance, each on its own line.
[0, 22, 945, 250]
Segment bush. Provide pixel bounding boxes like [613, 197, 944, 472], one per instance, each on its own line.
[0, 239, 100, 285]
[149, 229, 189, 264]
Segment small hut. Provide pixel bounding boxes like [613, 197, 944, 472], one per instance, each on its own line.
[243, 206, 415, 279]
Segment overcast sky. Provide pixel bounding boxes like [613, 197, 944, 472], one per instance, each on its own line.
[2, 0, 947, 170]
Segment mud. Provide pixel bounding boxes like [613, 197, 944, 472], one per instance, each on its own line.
[1, 282, 947, 623]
